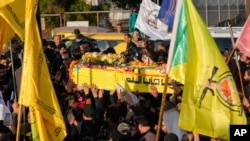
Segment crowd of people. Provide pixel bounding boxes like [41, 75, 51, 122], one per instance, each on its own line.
[0, 25, 249, 141]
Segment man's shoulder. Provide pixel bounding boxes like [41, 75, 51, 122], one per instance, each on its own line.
[144, 131, 156, 141]
[128, 42, 137, 48]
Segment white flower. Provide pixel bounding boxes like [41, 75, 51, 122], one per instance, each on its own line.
[92, 52, 98, 58]
[100, 54, 107, 61]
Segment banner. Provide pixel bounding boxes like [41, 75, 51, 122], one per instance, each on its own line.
[71, 66, 174, 93]
[135, 0, 168, 40]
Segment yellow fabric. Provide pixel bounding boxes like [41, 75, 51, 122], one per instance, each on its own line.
[178, 0, 247, 140]
[0, 0, 25, 40]
[168, 63, 186, 84]
[0, 16, 15, 49]
[114, 42, 127, 54]
[0, 0, 13, 8]
[18, 0, 66, 140]
[29, 107, 40, 140]
[71, 67, 174, 93]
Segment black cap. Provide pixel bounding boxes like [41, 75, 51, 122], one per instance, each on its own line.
[73, 28, 80, 34]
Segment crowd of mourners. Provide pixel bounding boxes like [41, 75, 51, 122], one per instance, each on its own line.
[0, 25, 250, 141]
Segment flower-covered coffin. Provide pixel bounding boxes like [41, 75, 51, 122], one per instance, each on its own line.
[69, 52, 174, 93]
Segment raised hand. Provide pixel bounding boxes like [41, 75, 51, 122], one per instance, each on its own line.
[123, 91, 135, 106]
[65, 79, 73, 92]
[98, 89, 104, 98]
[109, 89, 116, 96]
[169, 79, 182, 96]
[91, 84, 98, 98]
[242, 97, 250, 110]
[149, 85, 158, 98]
[82, 83, 90, 95]
[117, 88, 123, 102]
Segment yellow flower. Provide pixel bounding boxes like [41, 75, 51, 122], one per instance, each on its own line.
[81, 52, 124, 66]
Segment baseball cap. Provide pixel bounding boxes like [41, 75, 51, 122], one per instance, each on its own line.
[117, 122, 131, 136]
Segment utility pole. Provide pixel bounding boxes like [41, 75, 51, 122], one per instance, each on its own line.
[246, 0, 250, 17]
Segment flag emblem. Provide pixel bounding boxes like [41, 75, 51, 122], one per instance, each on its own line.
[216, 72, 244, 116]
[146, 9, 160, 29]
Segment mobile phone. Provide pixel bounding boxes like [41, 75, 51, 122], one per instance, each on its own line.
[3, 113, 11, 126]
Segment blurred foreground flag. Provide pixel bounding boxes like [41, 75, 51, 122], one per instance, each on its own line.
[158, 0, 176, 28]
[167, 0, 247, 140]
[235, 15, 250, 57]
[0, 0, 25, 40]
[18, 0, 67, 140]
[0, 0, 13, 8]
[135, 0, 168, 40]
[0, 16, 15, 49]
[0, 0, 24, 50]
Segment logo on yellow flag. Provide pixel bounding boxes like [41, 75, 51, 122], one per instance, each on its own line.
[199, 66, 244, 115]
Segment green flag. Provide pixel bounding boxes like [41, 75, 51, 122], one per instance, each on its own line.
[167, 0, 247, 140]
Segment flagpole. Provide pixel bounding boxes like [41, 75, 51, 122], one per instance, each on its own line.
[226, 22, 237, 65]
[155, 74, 169, 141]
[226, 22, 246, 98]
[13, 42, 25, 141]
[16, 105, 23, 141]
[225, 46, 236, 65]
[9, 39, 26, 141]
[9, 40, 18, 100]
[9, 39, 25, 141]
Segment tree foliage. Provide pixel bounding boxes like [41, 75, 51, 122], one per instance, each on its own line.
[110, 0, 163, 9]
[40, 0, 65, 28]
[38, 0, 172, 29]
[40, 0, 113, 28]
[110, 0, 142, 10]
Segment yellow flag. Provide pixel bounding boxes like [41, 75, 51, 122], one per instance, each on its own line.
[0, 0, 13, 8]
[0, 16, 15, 49]
[18, 0, 67, 140]
[0, 0, 25, 40]
[168, 0, 247, 140]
